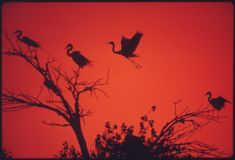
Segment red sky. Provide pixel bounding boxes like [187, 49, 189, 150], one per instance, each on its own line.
[2, 2, 233, 158]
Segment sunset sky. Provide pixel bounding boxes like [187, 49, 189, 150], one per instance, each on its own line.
[2, 2, 233, 158]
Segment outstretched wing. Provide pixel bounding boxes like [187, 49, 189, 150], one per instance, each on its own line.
[121, 36, 130, 51]
[126, 32, 143, 53]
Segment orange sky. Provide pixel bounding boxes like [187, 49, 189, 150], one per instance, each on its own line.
[2, 2, 233, 158]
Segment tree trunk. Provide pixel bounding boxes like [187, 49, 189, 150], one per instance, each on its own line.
[71, 118, 90, 159]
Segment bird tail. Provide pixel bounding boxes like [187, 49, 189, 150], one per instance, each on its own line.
[87, 60, 93, 67]
[130, 53, 139, 57]
[39, 47, 45, 53]
[226, 99, 231, 104]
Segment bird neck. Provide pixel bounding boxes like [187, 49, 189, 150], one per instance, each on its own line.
[17, 31, 22, 40]
[66, 45, 73, 56]
[111, 42, 119, 54]
[207, 93, 212, 102]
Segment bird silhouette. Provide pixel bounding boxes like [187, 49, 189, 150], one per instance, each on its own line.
[205, 91, 231, 110]
[14, 30, 41, 49]
[108, 31, 143, 69]
[66, 43, 90, 69]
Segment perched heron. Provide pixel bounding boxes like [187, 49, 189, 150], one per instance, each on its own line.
[65, 43, 90, 68]
[14, 30, 41, 49]
[205, 91, 231, 110]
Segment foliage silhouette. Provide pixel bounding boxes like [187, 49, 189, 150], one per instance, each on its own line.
[108, 31, 143, 69]
[54, 141, 82, 159]
[0, 148, 13, 159]
[56, 105, 225, 159]
[2, 31, 108, 159]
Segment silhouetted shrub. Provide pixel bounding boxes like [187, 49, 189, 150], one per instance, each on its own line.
[56, 105, 224, 159]
[0, 148, 13, 159]
[55, 141, 82, 159]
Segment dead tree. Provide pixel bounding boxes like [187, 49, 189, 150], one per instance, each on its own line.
[1, 31, 109, 159]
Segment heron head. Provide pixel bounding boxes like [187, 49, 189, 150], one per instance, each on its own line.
[13, 30, 22, 36]
[107, 41, 114, 45]
[65, 43, 73, 50]
[204, 91, 211, 96]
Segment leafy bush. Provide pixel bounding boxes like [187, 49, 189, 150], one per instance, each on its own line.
[56, 105, 224, 159]
[0, 148, 13, 159]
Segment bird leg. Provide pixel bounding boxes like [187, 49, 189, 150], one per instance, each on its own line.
[28, 46, 37, 55]
[211, 108, 219, 118]
[47, 89, 54, 102]
[72, 67, 80, 75]
[128, 58, 142, 69]
[27, 45, 32, 53]
[36, 85, 44, 99]
[15, 39, 23, 52]
[129, 58, 142, 69]
[216, 111, 219, 118]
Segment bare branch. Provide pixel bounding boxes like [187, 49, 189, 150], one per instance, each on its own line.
[41, 120, 70, 127]
[173, 99, 182, 117]
[78, 70, 109, 98]
[2, 89, 70, 122]
[153, 104, 227, 157]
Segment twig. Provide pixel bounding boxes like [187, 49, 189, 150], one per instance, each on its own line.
[41, 120, 70, 127]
